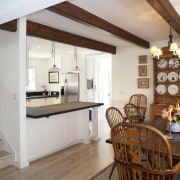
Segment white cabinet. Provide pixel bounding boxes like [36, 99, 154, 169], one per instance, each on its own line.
[26, 97, 60, 107]
[61, 57, 74, 73]
[27, 109, 90, 161]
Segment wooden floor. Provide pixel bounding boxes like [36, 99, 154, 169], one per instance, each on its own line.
[0, 117, 114, 180]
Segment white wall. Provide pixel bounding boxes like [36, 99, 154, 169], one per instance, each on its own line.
[79, 55, 87, 101]
[0, 18, 28, 168]
[28, 56, 62, 92]
[29, 58, 49, 91]
[112, 46, 153, 119]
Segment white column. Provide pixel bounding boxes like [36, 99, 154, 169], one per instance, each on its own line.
[90, 107, 99, 141]
[18, 17, 29, 168]
[81, 109, 91, 144]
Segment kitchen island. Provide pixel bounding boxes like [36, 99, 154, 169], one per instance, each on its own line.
[27, 102, 103, 161]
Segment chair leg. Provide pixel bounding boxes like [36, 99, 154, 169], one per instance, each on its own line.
[109, 161, 116, 179]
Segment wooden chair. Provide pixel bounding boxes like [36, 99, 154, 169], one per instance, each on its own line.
[111, 122, 180, 180]
[124, 103, 144, 123]
[129, 94, 147, 121]
[106, 107, 125, 128]
[106, 107, 125, 179]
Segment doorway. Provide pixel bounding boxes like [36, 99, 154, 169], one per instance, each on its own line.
[86, 53, 112, 139]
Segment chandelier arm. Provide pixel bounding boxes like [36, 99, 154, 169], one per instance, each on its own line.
[169, 21, 173, 44]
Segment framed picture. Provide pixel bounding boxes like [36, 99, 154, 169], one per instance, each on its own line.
[139, 55, 147, 64]
[49, 72, 59, 83]
[138, 65, 147, 76]
[137, 78, 149, 88]
[87, 79, 93, 89]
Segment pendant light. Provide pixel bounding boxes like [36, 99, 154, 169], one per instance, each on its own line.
[72, 46, 81, 73]
[48, 41, 60, 72]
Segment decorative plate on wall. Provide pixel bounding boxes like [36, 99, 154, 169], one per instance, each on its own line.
[156, 84, 166, 95]
[157, 59, 167, 69]
[169, 58, 179, 68]
[168, 84, 179, 95]
[168, 72, 178, 82]
[157, 72, 167, 82]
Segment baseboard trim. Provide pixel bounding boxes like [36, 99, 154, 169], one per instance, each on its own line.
[14, 160, 29, 169]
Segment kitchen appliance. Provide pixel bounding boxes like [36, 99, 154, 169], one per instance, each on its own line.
[61, 73, 79, 103]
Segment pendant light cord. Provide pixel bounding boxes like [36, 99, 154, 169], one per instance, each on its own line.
[51, 41, 56, 65]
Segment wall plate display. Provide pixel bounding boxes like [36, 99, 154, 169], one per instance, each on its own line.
[157, 59, 167, 69]
[168, 84, 179, 95]
[156, 84, 166, 95]
[157, 72, 167, 82]
[137, 78, 149, 88]
[169, 58, 179, 68]
[139, 55, 147, 64]
[138, 65, 147, 76]
[168, 72, 178, 82]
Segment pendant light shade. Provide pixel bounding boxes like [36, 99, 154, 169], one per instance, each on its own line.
[49, 42, 60, 72]
[72, 46, 81, 73]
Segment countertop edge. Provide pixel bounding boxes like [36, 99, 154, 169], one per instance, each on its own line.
[27, 103, 104, 119]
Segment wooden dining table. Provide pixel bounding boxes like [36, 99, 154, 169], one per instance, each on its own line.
[106, 116, 180, 160]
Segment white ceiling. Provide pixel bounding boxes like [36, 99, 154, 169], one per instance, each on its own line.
[2, 0, 180, 58]
[69, 0, 179, 42]
[29, 37, 104, 59]
[27, 0, 180, 58]
[170, 0, 180, 15]
[0, 0, 65, 24]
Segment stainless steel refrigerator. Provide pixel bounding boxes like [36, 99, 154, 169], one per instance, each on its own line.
[61, 73, 79, 103]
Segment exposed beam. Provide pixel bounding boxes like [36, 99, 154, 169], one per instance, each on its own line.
[47, 1, 150, 49]
[0, 20, 17, 32]
[27, 21, 116, 54]
[146, 0, 180, 35]
[0, 20, 116, 53]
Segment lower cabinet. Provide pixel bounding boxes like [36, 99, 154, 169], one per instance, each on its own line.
[27, 109, 90, 161]
[26, 97, 60, 107]
[150, 104, 168, 118]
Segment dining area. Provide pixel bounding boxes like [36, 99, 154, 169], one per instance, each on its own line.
[104, 94, 180, 180]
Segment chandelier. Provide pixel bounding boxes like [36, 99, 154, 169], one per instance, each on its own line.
[150, 21, 180, 68]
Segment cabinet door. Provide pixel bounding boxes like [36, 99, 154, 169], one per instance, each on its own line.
[61, 57, 74, 73]
[65, 111, 82, 144]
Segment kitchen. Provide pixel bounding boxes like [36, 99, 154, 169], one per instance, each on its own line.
[1, 0, 178, 177]
[26, 36, 111, 161]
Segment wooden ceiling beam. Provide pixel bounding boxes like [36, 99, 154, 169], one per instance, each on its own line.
[146, 0, 180, 35]
[0, 20, 116, 53]
[27, 21, 116, 54]
[0, 20, 17, 32]
[47, 1, 150, 49]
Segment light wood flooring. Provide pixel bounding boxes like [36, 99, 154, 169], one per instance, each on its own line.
[0, 117, 114, 180]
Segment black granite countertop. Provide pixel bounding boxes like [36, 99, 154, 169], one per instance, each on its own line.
[26, 102, 104, 119]
[26, 91, 59, 99]
[26, 95, 59, 99]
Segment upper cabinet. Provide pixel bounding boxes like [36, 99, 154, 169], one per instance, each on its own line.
[61, 57, 74, 74]
[151, 47, 180, 117]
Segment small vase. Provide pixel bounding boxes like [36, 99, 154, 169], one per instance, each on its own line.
[42, 92, 46, 96]
[167, 122, 180, 132]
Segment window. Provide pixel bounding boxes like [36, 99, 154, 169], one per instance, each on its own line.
[26, 67, 36, 90]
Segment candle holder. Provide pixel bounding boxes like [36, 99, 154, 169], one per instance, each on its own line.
[166, 122, 173, 140]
